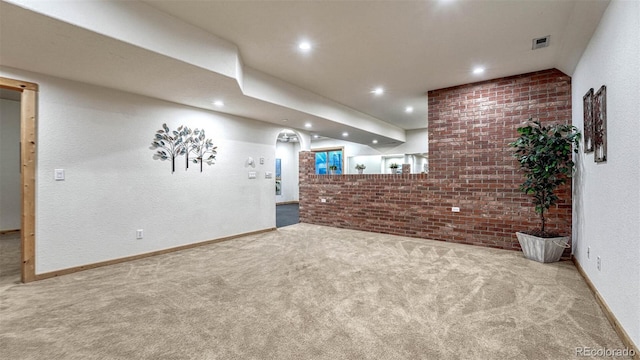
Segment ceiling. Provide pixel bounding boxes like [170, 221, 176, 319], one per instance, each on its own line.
[0, 0, 609, 144]
[144, 0, 609, 129]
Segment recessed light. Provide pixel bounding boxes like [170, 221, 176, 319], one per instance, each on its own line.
[213, 100, 224, 107]
[313, 134, 319, 139]
[305, 123, 312, 128]
[298, 41, 311, 51]
[282, 119, 288, 122]
[405, 106, 414, 113]
[473, 67, 485, 75]
[372, 139, 378, 144]
[371, 87, 384, 96]
[342, 132, 349, 137]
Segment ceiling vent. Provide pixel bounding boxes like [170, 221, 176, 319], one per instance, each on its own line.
[532, 35, 550, 50]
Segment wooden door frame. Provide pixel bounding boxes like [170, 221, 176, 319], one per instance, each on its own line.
[1, 76, 37, 283]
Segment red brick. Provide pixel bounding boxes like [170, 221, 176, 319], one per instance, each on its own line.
[299, 69, 572, 252]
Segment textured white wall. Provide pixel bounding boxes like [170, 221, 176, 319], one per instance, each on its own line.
[0, 67, 281, 274]
[275, 141, 299, 203]
[376, 128, 428, 155]
[0, 98, 21, 230]
[571, 0, 640, 348]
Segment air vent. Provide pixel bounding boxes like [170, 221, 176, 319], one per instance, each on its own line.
[532, 35, 550, 50]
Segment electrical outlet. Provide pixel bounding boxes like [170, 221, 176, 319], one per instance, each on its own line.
[451, 207, 460, 212]
[587, 246, 590, 259]
[596, 256, 601, 271]
[321, 198, 327, 203]
[136, 229, 143, 239]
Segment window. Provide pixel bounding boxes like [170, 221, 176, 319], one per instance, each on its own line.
[313, 148, 343, 175]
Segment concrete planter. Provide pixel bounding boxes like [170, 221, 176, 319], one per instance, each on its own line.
[516, 232, 569, 263]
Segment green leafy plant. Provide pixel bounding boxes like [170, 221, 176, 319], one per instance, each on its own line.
[509, 119, 581, 237]
[355, 164, 366, 170]
[389, 163, 399, 169]
[329, 165, 338, 171]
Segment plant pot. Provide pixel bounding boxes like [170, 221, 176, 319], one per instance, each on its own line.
[357, 169, 363, 174]
[516, 232, 569, 263]
[329, 170, 336, 175]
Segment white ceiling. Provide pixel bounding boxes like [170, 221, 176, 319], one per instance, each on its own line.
[0, 0, 609, 144]
[144, 0, 609, 129]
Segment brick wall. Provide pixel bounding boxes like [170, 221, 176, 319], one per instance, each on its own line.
[299, 69, 572, 251]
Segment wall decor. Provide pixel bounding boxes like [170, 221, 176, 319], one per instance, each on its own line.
[190, 128, 217, 172]
[151, 123, 217, 173]
[593, 85, 607, 163]
[582, 88, 594, 153]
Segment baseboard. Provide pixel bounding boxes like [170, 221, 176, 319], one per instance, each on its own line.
[573, 257, 639, 359]
[276, 201, 299, 205]
[35, 228, 276, 281]
[0, 229, 20, 235]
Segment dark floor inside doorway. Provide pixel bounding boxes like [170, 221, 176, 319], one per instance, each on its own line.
[276, 203, 299, 228]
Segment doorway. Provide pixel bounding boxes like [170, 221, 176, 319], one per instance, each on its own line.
[275, 129, 300, 227]
[0, 77, 38, 283]
[0, 88, 21, 286]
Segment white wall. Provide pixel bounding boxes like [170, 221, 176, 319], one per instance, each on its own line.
[375, 128, 428, 155]
[0, 67, 281, 274]
[572, 0, 640, 349]
[0, 98, 21, 230]
[348, 155, 382, 174]
[275, 141, 299, 203]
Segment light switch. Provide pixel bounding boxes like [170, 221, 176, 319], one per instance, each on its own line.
[54, 169, 65, 181]
[259, 157, 265, 165]
[265, 171, 273, 179]
[248, 171, 257, 179]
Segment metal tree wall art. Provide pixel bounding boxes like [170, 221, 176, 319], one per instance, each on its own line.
[151, 123, 217, 173]
[151, 124, 186, 173]
[182, 126, 194, 170]
[190, 128, 217, 172]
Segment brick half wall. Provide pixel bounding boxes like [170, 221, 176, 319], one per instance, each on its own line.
[299, 69, 572, 251]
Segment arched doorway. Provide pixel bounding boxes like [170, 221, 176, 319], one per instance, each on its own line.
[275, 129, 302, 228]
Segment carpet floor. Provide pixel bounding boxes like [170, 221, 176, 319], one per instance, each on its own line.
[0, 224, 627, 359]
[0, 231, 21, 288]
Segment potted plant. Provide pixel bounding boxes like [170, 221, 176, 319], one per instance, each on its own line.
[355, 164, 366, 174]
[328, 165, 338, 175]
[509, 119, 581, 263]
[389, 163, 399, 174]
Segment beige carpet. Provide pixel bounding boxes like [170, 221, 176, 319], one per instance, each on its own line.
[0, 231, 21, 288]
[0, 224, 628, 359]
